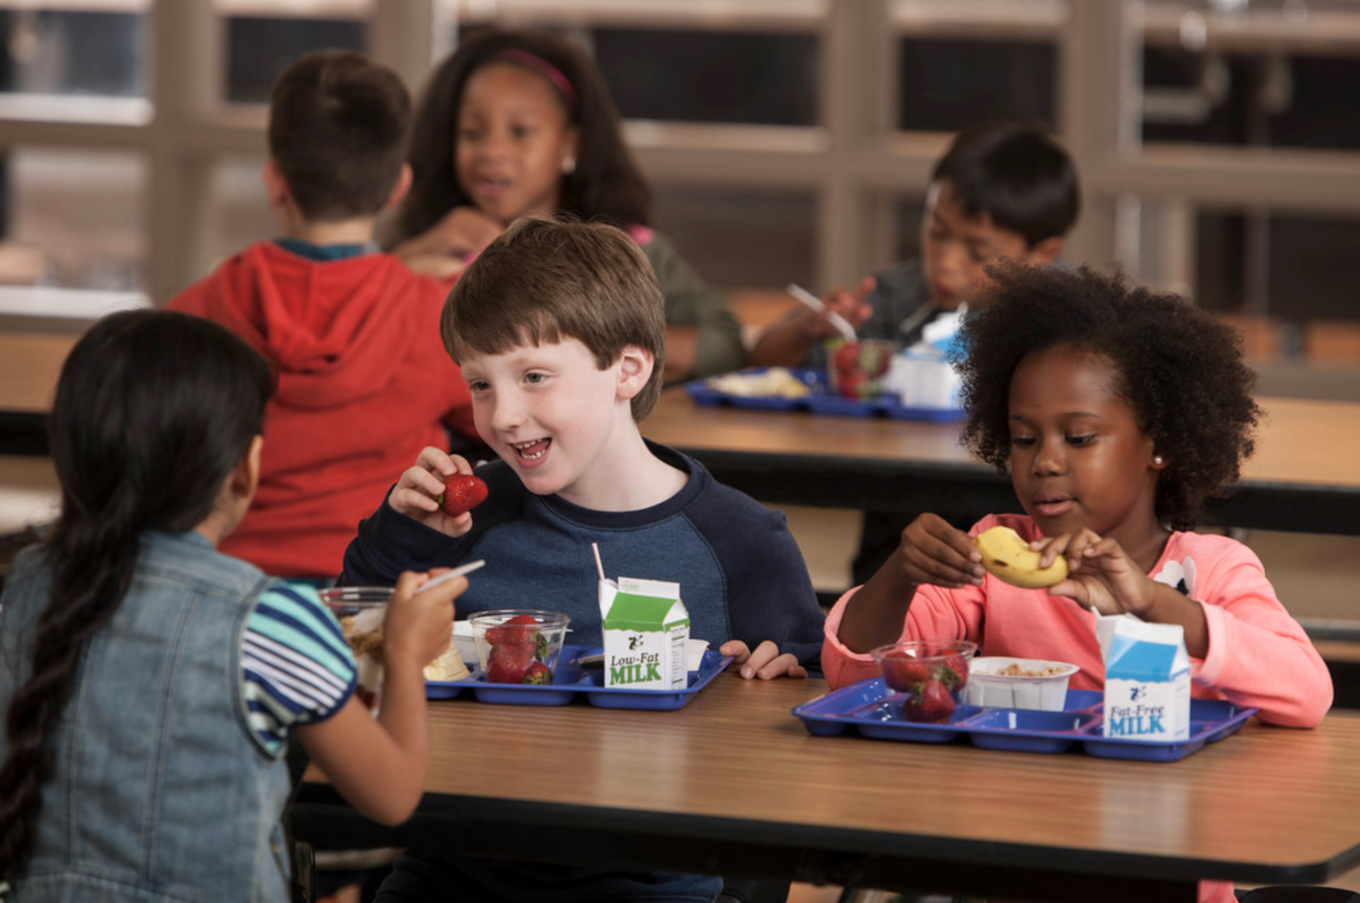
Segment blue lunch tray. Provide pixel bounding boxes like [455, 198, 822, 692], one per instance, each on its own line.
[685, 367, 964, 423]
[791, 679, 1257, 762]
[426, 643, 733, 711]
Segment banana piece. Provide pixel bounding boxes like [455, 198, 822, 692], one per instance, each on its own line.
[974, 526, 1069, 589]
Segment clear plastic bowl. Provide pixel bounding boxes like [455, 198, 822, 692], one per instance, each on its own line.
[467, 609, 571, 685]
[961, 656, 1081, 711]
[320, 586, 393, 712]
[870, 639, 978, 723]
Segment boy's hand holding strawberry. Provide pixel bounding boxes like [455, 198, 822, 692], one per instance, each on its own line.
[389, 446, 488, 537]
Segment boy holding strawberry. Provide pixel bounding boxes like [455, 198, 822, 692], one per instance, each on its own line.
[343, 216, 825, 903]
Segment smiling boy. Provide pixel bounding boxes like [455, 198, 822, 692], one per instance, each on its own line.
[344, 217, 823, 675]
[342, 216, 823, 902]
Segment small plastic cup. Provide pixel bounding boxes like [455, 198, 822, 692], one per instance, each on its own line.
[467, 609, 571, 685]
[961, 657, 1081, 711]
[870, 639, 978, 723]
[320, 586, 392, 713]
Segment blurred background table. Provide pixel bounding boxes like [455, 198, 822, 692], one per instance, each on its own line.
[641, 388, 1360, 536]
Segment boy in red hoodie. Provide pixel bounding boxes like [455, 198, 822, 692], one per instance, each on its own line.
[168, 49, 477, 580]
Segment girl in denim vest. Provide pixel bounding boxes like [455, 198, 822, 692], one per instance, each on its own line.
[0, 310, 465, 902]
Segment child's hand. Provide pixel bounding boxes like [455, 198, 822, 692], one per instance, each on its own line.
[890, 513, 985, 590]
[429, 206, 504, 258]
[387, 446, 477, 537]
[720, 639, 808, 680]
[1040, 530, 1157, 617]
[382, 569, 464, 668]
[824, 275, 876, 331]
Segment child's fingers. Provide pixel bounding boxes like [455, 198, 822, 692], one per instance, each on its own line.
[753, 651, 808, 681]
[718, 639, 752, 665]
[736, 640, 781, 679]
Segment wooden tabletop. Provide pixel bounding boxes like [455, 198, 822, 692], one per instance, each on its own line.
[294, 674, 1360, 902]
[640, 389, 1360, 534]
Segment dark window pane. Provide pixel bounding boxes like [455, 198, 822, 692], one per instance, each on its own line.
[1196, 210, 1360, 322]
[1143, 49, 1360, 150]
[898, 39, 1055, 132]
[225, 17, 364, 104]
[654, 186, 814, 289]
[594, 30, 817, 126]
[0, 10, 145, 97]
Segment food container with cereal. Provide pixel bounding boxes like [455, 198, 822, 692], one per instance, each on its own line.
[869, 639, 977, 723]
[320, 586, 469, 713]
[961, 656, 1080, 711]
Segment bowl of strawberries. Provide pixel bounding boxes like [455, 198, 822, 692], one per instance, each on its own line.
[826, 338, 895, 400]
[467, 609, 571, 685]
[870, 639, 977, 723]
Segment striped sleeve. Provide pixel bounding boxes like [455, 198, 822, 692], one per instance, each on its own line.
[240, 582, 357, 754]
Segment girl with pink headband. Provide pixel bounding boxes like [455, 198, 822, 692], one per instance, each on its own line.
[387, 28, 746, 382]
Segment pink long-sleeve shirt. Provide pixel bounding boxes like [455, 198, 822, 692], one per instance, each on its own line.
[822, 513, 1334, 903]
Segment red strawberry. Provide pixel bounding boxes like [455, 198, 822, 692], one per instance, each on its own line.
[881, 656, 932, 693]
[904, 678, 956, 723]
[485, 614, 538, 648]
[438, 474, 488, 516]
[832, 340, 861, 375]
[486, 643, 533, 683]
[939, 653, 970, 689]
[523, 661, 553, 684]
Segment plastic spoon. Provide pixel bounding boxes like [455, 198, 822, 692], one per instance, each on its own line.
[786, 283, 857, 342]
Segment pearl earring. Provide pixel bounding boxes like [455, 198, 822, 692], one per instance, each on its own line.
[562, 157, 576, 175]
[1153, 455, 1165, 466]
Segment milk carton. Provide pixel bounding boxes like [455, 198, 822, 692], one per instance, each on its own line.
[1098, 615, 1190, 742]
[598, 576, 690, 690]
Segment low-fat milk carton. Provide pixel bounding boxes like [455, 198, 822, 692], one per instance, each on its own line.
[1097, 615, 1190, 742]
[598, 576, 690, 690]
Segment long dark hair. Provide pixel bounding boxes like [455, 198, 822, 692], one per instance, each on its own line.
[0, 310, 273, 879]
[391, 28, 653, 245]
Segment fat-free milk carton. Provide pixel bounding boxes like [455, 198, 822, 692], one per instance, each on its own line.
[599, 576, 690, 690]
[1098, 615, 1190, 742]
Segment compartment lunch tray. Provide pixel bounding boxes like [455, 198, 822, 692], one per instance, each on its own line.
[426, 644, 733, 711]
[792, 679, 1257, 762]
[685, 368, 964, 423]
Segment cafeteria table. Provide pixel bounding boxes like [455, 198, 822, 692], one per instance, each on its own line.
[290, 673, 1360, 903]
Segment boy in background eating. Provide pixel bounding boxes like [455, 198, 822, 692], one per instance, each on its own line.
[751, 119, 1081, 585]
[168, 49, 479, 582]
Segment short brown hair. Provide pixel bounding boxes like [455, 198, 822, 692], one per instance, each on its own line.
[268, 49, 411, 221]
[441, 218, 666, 420]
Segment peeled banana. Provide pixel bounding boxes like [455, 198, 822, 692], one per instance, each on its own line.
[974, 526, 1069, 589]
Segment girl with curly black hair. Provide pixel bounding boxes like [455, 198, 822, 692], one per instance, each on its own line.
[822, 265, 1332, 751]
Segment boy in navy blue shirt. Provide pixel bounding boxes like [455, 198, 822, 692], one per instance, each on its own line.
[343, 216, 824, 903]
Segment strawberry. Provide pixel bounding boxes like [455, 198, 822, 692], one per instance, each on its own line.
[523, 661, 553, 684]
[832, 340, 861, 375]
[881, 656, 932, 693]
[486, 643, 533, 683]
[904, 678, 957, 723]
[835, 372, 873, 399]
[438, 473, 488, 516]
[939, 653, 970, 689]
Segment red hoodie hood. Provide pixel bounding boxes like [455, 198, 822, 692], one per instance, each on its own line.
[188, 242, 447, 409]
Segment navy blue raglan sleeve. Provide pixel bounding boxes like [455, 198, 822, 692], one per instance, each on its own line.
[340, 462, 523, 586]
[341, 491, 470, 585]
[686, 481, 826, 666]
